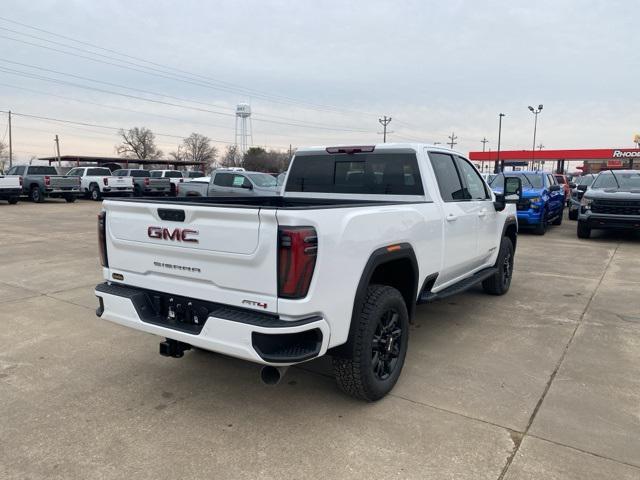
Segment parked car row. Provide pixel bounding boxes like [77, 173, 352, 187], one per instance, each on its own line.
[0, 166, 206, 204]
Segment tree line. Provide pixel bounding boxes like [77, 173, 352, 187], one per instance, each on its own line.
[116, 126, 291, 173]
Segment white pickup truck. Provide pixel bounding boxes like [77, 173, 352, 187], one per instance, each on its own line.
[66, 167, 134, 201]
[94, 144, 522, 401]
[0, 173, 22, 204]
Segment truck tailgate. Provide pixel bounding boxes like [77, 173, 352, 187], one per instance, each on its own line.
[103, 200, 279, 313]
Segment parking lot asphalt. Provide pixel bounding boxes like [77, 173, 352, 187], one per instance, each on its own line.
[1, 199, 639, 480]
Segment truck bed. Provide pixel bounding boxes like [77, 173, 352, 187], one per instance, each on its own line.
[106, 195, 415, 209]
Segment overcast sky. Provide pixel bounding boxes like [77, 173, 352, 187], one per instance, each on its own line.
[1, 0, 638, 162]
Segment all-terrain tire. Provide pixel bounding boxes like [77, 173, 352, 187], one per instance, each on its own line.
[8, 197, 18, 205]
[568, 208, 578, 221]
[90, 185, 102, 201]
[64, 194, 76, 203]
[333, 285, 409, 402]
[552, 208, 563, 225]
[482, 236, 514, 295]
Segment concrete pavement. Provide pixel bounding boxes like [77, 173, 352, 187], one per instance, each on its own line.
[0, 199, 638, 479]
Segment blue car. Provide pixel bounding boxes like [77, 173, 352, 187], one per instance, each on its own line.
[490, 171, 565, 235]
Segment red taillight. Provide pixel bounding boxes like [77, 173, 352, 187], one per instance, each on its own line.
[144, 177, 150, 186]
[278, 226, 317, 299]
[19, 176, 23, 186]
[175, 184, 180, 195]
[44, 175, 50, 186]
[97, 211, 108, 267]
[103, 177, 108, 186]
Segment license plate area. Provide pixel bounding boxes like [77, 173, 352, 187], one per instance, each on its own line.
[133, 290, 212, 334]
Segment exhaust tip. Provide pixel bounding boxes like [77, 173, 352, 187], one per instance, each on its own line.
[260, 366, 286, 385]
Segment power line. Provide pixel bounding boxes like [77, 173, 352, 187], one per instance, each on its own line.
[447, 131, 458, 149]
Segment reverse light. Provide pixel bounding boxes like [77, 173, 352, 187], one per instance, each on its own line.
[278, 226, 318, 299]
[97, 211, 108, 267]
[44, 175, 51, 187]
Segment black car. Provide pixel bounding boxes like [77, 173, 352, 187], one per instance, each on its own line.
[577, 170, 640, 238]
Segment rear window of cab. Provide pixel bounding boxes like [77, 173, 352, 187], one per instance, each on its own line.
[285, 152, 424, 195]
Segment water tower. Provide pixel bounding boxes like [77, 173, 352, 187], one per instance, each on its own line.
[235, 103, 253, 156]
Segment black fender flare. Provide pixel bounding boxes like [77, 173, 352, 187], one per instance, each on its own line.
[501, 216, 518, 251]
[330, 243, 418, 357]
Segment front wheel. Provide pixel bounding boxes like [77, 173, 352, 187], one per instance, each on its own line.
[568, 208, 578, 221]
[333, 285, 409, 402]
[551, 209, 563, 225]
[577, 221, 591, 239]
[482, 236, 514, 295]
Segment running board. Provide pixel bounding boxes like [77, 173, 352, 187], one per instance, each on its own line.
[418, 267, 497, 303]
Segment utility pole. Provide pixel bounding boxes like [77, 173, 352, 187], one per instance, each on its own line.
[481, 137, 489, 152]
[378, 116, 392, 143]
[447, 132, 458, 149]
[496, 113, 505, 173]
[528, 105, 543, 169]
[54, 135, 61, 168]
[8, 110, 12, 168]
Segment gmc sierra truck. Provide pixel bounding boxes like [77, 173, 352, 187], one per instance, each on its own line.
[66, 166, 134, 201]
[178, 169, 280, 197]
[5, 165, 80, 202]
[0, 173, 22, 204]
[111, 169, 171, 197]
[94, 144, 521, 401]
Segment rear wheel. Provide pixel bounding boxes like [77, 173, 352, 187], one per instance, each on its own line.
[133, 185, 142, 197]
[577, 221, 591, 239]
[482, 237, 514, 295]
[90, 185, 102, 201]
[64, 194, 76, 203]
[8, 197, 18, 205]
[30, 186, 44, 203]
[333, 285, 409, 402]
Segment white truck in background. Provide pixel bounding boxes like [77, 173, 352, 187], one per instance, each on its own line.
[66, 167, 134, 201]
[150, 170, 185, 196]
[94, 143, 522, 401]
[0, 173, 22, 204]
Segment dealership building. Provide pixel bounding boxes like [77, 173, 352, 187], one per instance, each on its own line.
[468, 148, 640, 174]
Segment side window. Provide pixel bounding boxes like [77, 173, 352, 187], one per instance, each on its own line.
[112, 170, 124, 176]
[428, 152, 466, 202]
[213, 173, 233, 187]
[231, 174, 246, 187]
[455, 157, 489, 200]
[6, 166, 17, 175]
[15, 166, 26, 176]
[547, 175, 555, 186]
[67, 168, 83, 176]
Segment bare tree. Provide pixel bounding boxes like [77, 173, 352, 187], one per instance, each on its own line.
[116, 127, 163, 160]
[169, 144, 185, 163]
[0, 141, 7, 172]
[183, 133, 218, 171]
[220, 145, 240, 168]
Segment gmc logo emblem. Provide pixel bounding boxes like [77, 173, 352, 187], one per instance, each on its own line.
[148, 226, 199, 243]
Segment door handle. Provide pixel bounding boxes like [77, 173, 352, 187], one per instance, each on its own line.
[446, 214, 458, 222]
[478, 209, 487, 218]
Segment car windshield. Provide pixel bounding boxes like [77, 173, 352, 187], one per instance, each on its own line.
[592, 172, 640, 189]
[490, 173, 543, 189]
[247, 173, 278, 188]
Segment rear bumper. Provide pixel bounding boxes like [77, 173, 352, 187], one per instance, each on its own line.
[45, 187, 80, 196]
[94, 282, 330, 366]
[0, 187, 21, 198]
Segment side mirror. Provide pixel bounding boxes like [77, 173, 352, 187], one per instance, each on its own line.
[549, 184, 561, 192]
[569, 182, 577, 189]
[494, 176, 522, 211]
[577, 184, 588, 192]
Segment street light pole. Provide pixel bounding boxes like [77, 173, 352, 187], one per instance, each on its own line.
[528, 105, 543, 169]
[496, 113, 505, 173]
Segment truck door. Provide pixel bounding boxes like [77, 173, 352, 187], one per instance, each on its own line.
[428, 151, 480, 286]
[454, 156, 499, 267]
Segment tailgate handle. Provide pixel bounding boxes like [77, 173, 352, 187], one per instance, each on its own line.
[158, 209, 185, 222]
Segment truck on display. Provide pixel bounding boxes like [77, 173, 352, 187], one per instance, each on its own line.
[4, 165, 80, 202]
[94, 144, 522, 401]
[149, 170, 185, 196]
[177, 169, 280, 197]
[577, 170, 640, 238]
[111, 169, 171, 197]
[66, 166, 134, 201]
[0, 173, 22, 204]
